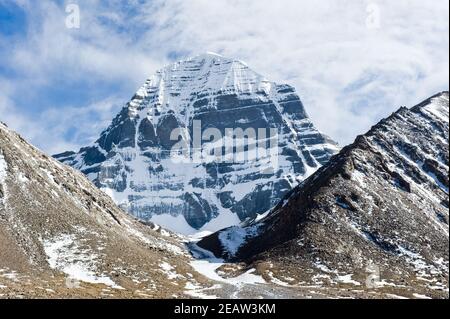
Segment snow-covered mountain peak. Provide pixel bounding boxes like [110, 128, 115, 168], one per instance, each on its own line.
[55, 54, 338, 234]
[152, 52, 264, 91]
[128, 53, 271, 119]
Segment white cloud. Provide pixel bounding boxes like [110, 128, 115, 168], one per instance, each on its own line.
[1, 0, 168, 152]
[0, 76, 123, 154]
[37, 96, 126, 154]
[136, 0, 449, 144]
[0, 0, 448, 152]
[9, 1, 164, 86]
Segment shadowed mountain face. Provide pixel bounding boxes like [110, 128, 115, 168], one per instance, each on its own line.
[0, 122, 206, 298]
[55, 53, 338, 234]
[198, 92, 449, 298]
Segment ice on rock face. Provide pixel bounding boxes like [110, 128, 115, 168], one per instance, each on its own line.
[55, 53, 338, 234]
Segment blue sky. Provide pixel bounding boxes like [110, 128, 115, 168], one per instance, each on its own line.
[0, 0, 448, 154]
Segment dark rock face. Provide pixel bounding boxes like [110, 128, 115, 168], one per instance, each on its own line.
[183, 192, 218, 229]
[137, 118, 158, 149]
[198, 92, 449, 298]
[55, 53, 338, 234]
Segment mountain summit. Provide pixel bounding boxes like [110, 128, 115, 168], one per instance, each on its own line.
[55, 53, 338, 234]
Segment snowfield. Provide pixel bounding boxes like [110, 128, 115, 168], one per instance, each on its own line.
[42, 234, 122, 289]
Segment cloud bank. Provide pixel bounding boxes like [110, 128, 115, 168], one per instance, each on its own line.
[0, 0, 448, 153]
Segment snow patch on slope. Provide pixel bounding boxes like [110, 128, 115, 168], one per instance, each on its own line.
[151, 214, 197, 235]
[42, 234, 122, 289]
[188, 243, 265, 294]
[218, 225, 261, 257]
[0, 153, 7, 184]
[150, 205, 242, 235]
[190, 258, 265, 286]
[121, 218, 185, 256]
[159, 262, 184, 280]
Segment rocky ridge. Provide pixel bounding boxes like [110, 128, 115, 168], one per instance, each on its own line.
[198, 92, 449, 299]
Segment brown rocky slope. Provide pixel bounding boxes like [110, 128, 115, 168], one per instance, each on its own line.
[198, 92, 449, 299]
[0, 121, 210, 298]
